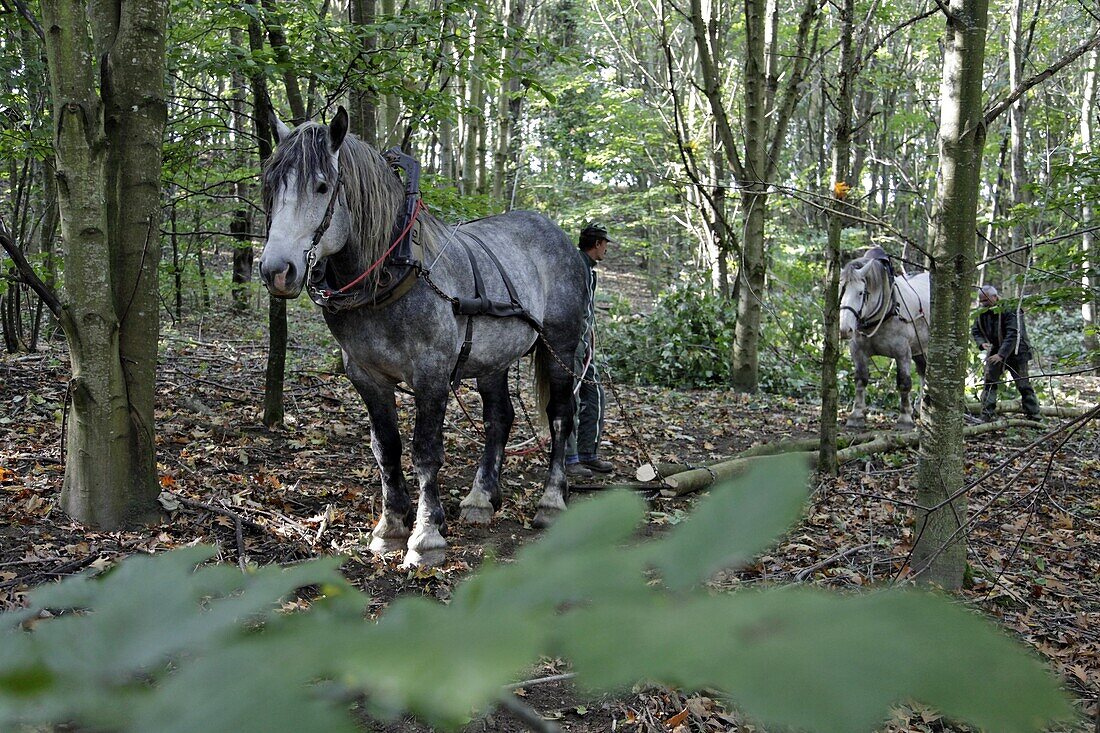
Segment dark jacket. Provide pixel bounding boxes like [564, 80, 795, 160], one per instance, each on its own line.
[971, 304, 1032, 361]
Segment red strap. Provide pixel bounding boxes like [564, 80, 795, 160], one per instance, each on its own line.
[327, 198, 424, 296]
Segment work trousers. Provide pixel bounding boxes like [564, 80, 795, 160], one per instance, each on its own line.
[981, 356, 1040, 419]
[566, 356, 604, 462]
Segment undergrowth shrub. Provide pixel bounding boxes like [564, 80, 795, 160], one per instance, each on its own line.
[601, 272, 735, 387]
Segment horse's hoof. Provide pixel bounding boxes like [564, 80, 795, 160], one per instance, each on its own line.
[400, 547, 447, 569]
[532, 507, 561, 529]
[459, 504, 494, 525]
[368, 535, 407, 556]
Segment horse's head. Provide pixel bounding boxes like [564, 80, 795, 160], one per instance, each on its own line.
[838, 258, 873, 339]
[259, 107, 351, 298]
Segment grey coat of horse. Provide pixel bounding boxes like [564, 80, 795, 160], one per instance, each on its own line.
[258, 108, 588, 567]
[838, 257, 930, 430]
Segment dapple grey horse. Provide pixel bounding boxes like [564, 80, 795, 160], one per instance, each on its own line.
[258, 107, 588, 567]
[838, 257, 930, 430]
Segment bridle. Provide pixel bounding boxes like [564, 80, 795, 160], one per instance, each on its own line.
[840, 279, 895, 338]
[303, 164, 346, 280]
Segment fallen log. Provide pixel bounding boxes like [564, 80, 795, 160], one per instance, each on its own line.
[636, 431, 881, 482]
[964, 400, 1086, 418]
[660, 418, 1040, 497]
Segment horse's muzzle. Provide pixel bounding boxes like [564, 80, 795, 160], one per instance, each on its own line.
[259, 258, 304, 299]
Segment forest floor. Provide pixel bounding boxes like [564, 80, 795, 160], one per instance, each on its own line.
[1, 272, 1098, 732]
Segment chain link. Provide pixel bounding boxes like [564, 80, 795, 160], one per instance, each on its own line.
[417, 266, 668, 487]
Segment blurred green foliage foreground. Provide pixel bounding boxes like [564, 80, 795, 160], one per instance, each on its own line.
[0, 457, 1072, 732]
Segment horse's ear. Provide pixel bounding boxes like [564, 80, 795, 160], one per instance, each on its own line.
[270, 109, 292, 145]
[329, 106, 349, 151]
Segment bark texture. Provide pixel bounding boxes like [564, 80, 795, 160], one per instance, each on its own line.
[819, 0, 853, 475]
[911, 0, 990, 590]
[41, 0, 168, 528]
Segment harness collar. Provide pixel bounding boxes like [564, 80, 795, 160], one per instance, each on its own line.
[307, 148, 423, 313]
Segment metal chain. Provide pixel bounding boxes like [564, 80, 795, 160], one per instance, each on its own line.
[417, 266, 665, 486]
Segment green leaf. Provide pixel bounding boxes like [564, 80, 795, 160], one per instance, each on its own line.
[645, 454, 810, 589]
[561, 591, 1071, 733]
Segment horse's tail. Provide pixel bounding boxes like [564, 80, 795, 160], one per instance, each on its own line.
[532, 339, 551, 430]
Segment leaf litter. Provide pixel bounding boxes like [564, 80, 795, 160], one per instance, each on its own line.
[0, 303, 1097, 732]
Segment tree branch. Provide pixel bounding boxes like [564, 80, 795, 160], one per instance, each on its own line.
[5, 0, 45, 42]
[0, 222, 63, 321]
[984, 31, 1100, 124]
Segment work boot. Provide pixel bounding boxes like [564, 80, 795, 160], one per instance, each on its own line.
[582, 457, 614, 474]
[565, 463, 594, 480]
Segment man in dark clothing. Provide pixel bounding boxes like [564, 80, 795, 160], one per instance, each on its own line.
[971, 284, 1041, 422]
[565, 223, 614, 480]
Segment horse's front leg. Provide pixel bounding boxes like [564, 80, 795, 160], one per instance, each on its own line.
[460, 370, 513, 525]
[346, 363, 412, 555]
[895, 348, 915, 431]
[846, 341, 869, 429]
[404, 379, 450, 568]
[913, 352, 928, 418]
[534, 365, 574, 528]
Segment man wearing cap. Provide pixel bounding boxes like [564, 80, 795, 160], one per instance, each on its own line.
[971, 284, 1041, 422]
[565, 223, 614, 480]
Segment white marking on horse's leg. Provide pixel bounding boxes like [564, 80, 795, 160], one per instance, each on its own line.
[402, 497, 447, 568]
[459, 486, 494, 525]
[534, 418, 568, 528]
[370, 509, 412, 555]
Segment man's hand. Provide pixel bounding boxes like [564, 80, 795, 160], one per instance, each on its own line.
[987, 353, 1003, 364]
[980, 342, 992, 351]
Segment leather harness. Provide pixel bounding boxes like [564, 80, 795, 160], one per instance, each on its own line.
[302, 148, 542, 386]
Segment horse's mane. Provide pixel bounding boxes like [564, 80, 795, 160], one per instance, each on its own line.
[263, 123, 439, 274]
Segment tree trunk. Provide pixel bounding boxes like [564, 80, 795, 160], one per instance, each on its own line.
[349, 0, 378, 145]
[230, 27, 253, 312]
[1007, 0, 1031, 284]
[819, 0, 854, 475]
[260, 0, 306, 122]
[1081, 48, 1100, 368]
[492, 0, 525, 203]
[730, 0, 768, 391]
[41, 0, 167, 528]
[247, 0, 288, 427]
[911, 0, 990, 590]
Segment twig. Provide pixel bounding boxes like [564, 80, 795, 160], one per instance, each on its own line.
[794, 542, 875, 581]
[497, 693, 560, 733]
[505, 673, 577, 691]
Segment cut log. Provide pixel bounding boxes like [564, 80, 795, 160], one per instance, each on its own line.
[636, 432, 881, 482]
[964, 400, 1086, 418]
[660, 418, 1042, 497]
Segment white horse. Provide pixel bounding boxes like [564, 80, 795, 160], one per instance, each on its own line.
[838, 257, 930, 430]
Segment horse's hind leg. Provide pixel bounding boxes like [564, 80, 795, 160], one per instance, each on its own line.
[534, 359, 573, 529]
[404, 379, 450, 568]
[459, 370, 513, 524]
[346, 363, 412, 555]
[846, 341, 869, 429]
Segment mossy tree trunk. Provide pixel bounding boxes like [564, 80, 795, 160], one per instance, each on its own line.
[818, 0, 854, 475]
[40, 0, 168, 528]
[911, 0, 990, 589]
